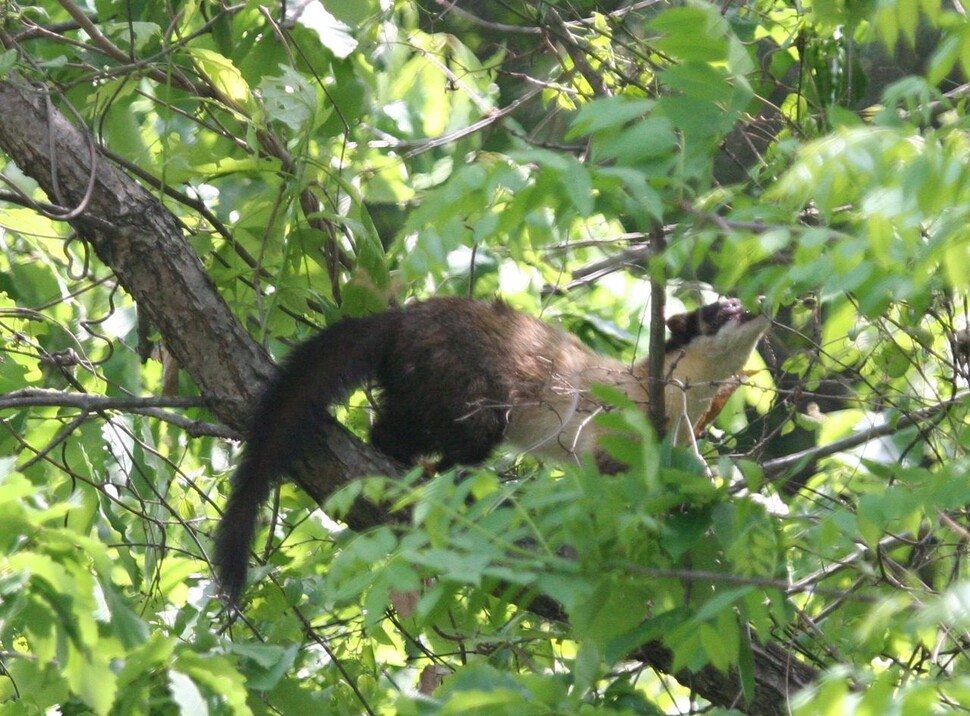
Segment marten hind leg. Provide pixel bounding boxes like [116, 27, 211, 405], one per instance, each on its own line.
[370, 410, 431, 466]
[435, 407, 508, 471]
[371, 403, 507, 472]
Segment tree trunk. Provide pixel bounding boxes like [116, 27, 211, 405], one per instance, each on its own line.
[0, 77, 400, 524]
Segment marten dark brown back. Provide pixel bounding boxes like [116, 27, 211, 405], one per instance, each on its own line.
[214, 297, 769, 602]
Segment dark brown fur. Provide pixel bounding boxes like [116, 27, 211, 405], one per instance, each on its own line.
[214, 297, 768, 602]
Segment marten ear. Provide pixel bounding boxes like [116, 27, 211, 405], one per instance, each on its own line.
[666, 313, 689, 344]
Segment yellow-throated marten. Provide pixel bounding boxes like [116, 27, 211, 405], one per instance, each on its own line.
[214, 297, 769, 601]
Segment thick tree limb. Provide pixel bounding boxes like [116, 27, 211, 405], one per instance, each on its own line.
[0, 76, 819, 714]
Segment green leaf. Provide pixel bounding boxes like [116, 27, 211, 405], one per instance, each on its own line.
[63, 643, 118, 715]
[235, 644, 299, 691]
[186, 47, 253, 109]
[259, 65, 320, 132]
[661, 509, 711, 559]
[567, 97, 656, 138]
[690, 585, 754, 624]
[101, 584, 149, 649]
[649, 6, 730, 62]
[307, 5, 359, 58]
[661, 62, 736, 103]
[174, 652, 253, 716]
[322, 0, 379, 25]
[573, 641, 601, 693]
[0, 48, 18, 78]
[592, 117, 677, 166]
[169, 671, 207, 716]
[572, 577, 653, 661]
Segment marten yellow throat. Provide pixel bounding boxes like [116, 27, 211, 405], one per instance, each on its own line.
[214, 297, 769, 601]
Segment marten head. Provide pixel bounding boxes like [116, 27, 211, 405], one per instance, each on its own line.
[665, 298, 767, 353]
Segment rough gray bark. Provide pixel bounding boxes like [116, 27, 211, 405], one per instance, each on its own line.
[0, 75, 818, 715]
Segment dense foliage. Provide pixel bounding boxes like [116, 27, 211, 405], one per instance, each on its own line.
[2, 0, 970, 713]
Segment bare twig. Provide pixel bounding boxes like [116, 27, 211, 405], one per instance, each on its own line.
[0, 388, 234, 438]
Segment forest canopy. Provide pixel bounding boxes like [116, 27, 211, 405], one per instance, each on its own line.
[2, 1, 970, 714]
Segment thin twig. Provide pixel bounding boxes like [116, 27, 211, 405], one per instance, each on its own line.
[0, 388, 235, 438]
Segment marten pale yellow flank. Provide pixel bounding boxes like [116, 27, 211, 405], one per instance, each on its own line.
[214, 297, 769, 602]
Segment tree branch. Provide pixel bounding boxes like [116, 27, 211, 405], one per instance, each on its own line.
[0, 388, 233, 438]
[647, 223, 668, 438]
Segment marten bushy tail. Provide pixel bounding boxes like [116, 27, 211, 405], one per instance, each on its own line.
[213, 311, 400, 603]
